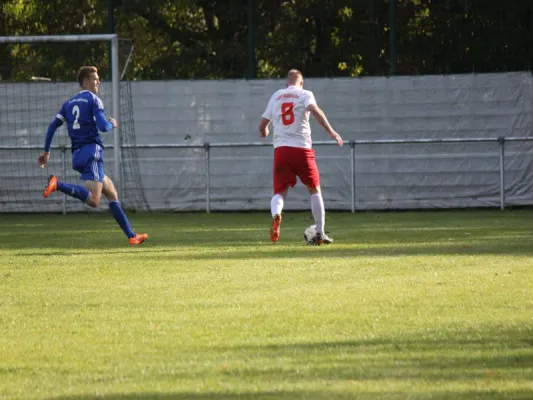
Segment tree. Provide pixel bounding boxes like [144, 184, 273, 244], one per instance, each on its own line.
[0, 0, 531, 81]
[1, 0, 110, 81]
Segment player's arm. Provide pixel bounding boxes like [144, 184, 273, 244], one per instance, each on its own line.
[307, 104, 343, 147]
[259, 94, 275, 138]
[259, 118, 270, 137]
[92, 95, 117, 132]
[38, 109, 65, 168]
[94, 109, 116, 132]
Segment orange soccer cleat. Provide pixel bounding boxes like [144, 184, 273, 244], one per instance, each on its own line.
[43, 175, 58, 198]
[129, 233, 148, 245]
[316, 232, 334, 246]
[270, 214, 282, 243]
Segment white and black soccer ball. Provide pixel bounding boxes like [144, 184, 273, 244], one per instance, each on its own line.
[304, 224, 318, 245]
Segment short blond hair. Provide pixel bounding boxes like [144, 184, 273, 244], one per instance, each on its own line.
[287, 69, 303, 81]
[77, 66, 98, 86]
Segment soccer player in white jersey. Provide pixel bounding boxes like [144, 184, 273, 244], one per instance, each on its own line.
[259, 69, 343, 245]
[38, 66, 148, 245]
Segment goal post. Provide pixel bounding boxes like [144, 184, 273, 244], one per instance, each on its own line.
[0, 34, 122, 195]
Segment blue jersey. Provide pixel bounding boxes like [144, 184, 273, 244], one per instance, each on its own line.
[49, 90, 112, 152]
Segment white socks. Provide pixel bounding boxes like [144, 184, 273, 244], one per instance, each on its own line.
[271, 192, 324, 233]
[310, 193, 325, 234]
[271, 194, 284, 217]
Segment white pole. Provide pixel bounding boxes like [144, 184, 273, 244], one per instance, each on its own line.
[0, 34, 123, 193]
[111, 35, 121, 193]
[0, 34, 117, 43]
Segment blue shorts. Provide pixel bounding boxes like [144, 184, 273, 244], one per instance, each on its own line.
[72, 144, 105, 182]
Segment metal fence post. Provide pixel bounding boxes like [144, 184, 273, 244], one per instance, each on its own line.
[205, 143, 211, 213]
[350, 140, 356, 213]
[60, 145, 67, 215]
[499, 136, 505, 210]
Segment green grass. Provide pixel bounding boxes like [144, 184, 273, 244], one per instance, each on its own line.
[1, 210, 533, 400]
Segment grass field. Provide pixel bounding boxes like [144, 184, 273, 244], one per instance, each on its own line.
[1, 210, 533, 400]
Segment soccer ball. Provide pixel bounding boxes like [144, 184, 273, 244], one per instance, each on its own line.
[304, 224, 317, 245]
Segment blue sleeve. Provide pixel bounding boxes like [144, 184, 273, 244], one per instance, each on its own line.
[91, 95, 114, 132]
[44, 117, 64, 152]
[94, 108, 114, 132]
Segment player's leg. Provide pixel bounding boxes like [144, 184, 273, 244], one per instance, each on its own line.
[43, 174, 91, 203]
[77, 144, 104, 207]
[271, 189, 286, 218]
[270, 189, 286, 243]
[102, 175, 148, 245]
[44, 175, 102, 206]
[101, 175, 134, 238]
[296, 149, 333, 245]
[306, 184, 332, 245]
[83, 180, 103, 207]
[270, 147, 297, 243]
[43, 144, 101, 206]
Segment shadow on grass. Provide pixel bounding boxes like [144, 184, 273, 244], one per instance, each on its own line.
[210, 336, 533, 380]
[41, 333, 533, 399]
[24, 328, 533, 400]
[43, 335, 533, 398]
[45, 389, 533, 400]
[5, 237, 533, 258]
[1, 211, 533, 258]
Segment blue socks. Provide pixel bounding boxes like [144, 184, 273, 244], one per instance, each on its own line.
[57, 181, 90, 203]
[109, 200, 135, 239]
[55, 180, 135, 239]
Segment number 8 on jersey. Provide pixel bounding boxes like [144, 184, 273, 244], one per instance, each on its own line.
[281, 102, 295, 126]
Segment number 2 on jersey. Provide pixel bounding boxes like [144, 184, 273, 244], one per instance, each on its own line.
[72, 105, 80, 129]
[281, 102, 295, 126]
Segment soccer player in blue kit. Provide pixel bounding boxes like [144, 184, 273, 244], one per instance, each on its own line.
[38, 66, 148, 245]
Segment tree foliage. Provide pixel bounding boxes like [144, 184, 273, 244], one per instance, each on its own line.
[0, 0, 531, 81]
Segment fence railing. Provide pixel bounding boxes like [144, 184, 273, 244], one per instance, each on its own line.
[2, 136, 532, 214]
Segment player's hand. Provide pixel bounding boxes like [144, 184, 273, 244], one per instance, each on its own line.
[330, 131, 343, 146]
[108, 117, 118, 128]
[260, 128, 269, 138]
[38, 152, 50, 168]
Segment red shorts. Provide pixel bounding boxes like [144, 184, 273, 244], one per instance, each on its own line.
[273, 146, 320, 194]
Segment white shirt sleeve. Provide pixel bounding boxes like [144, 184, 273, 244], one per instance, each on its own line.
[304, 91, 317, 108]
[262, 93, 276, 120]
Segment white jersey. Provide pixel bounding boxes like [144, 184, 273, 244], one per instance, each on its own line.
[262, 85, 317, 149]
